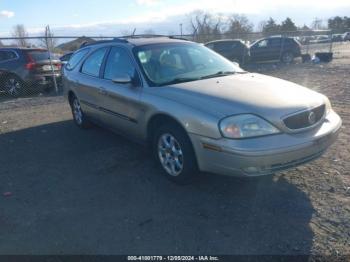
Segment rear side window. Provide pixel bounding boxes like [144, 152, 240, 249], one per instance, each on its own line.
[66, 49, 90, 70]
[215, 42, 237, 51]
[268, 38, 281, 46]
[81, 47, 108, 77]
[205, 43, 214, 49]
[104, 47, 135, 80]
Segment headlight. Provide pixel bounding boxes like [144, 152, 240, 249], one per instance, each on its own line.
[219, 114, 280, 139]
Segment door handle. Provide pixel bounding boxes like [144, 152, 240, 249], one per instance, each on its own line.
[98, 87, 107, 95]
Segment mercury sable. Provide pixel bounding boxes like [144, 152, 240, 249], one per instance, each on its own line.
[63, 37, 342, 184]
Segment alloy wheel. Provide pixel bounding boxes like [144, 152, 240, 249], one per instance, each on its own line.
[73, 98, 83, 125]
[158, 133, 184, 176]
[5, 78, 22, 97]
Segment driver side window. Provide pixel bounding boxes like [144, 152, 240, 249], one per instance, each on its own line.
[81, 47, 108, 77]
[104, 47, 136, 80]
[258, 40, 268, 48]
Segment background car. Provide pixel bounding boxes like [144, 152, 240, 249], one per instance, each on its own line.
[60, 52, 74, 65]
[343, 32, 350, 41]
[0, 48, 61, 97]
[310, 35, 331, 44]
[332, 34, 344, 42]
[249, 36, 302, 63]
[204, 39, 249, 64]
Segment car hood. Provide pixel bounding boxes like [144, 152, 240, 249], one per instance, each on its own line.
[149, 73, 326, 129]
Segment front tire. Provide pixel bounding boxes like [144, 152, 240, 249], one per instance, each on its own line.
[70, 95, 91, 129]
[153, 123, 198, 184]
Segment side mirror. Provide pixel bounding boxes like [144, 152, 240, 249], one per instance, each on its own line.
[112, 73, 132, 84]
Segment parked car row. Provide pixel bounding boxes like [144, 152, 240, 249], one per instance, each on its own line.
[205, 36, 302, 64]
[0, 47, 62, 97]
[297, 32, 350, 44]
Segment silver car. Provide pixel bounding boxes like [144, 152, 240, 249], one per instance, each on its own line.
[63, 37, 342, 184]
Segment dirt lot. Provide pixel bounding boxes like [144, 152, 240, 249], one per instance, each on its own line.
[0, 53, 349, 256]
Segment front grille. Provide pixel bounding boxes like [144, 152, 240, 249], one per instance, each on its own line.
[283, 104, 325, 130]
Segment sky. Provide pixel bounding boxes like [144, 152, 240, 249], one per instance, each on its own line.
[0, 0, 350, 37]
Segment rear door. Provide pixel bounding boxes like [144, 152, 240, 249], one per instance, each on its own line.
[97, 46, 143, 137]
[76, 47, 109, 120]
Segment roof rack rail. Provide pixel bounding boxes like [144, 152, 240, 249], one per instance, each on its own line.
[118, 34, 190, 41]
[80, 38, 128, 48]
[120, 34, 169, 38]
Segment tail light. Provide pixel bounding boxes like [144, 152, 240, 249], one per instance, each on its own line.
[25, 54, 36, 70]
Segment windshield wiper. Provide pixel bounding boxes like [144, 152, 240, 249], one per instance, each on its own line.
[200, 71, 236, 80]
[158, 77, 199, 86]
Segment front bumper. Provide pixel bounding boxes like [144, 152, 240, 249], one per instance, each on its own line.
[189, 110, 342, 177]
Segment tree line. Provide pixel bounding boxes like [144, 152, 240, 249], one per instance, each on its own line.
[188, 11, 350, 42]
[1, 12, 349, 48]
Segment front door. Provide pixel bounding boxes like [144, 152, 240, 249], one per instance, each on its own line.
[97, 46, 143, 138]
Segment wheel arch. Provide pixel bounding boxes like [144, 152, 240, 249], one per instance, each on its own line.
[146, 113, 189, 145]
[68, 90, 76, 105]
[0, 71, 23, 81]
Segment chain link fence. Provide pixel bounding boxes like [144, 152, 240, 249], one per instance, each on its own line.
[0, 30, 349, 101]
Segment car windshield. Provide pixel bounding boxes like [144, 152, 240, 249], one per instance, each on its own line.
[133, 43, 245, 86]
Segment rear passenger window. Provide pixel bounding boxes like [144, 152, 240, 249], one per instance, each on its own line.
[104, 47, 135, 80]
[0, 51, 17, 62]
[66, 49, 90, 70]
[81, 47, 108, 77]
[268, 38, 281, 46]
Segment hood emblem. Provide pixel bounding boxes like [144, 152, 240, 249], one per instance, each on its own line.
[308, 111, 316, 125]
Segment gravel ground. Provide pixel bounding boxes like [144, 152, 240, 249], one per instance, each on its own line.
[0, 55, 349, 256]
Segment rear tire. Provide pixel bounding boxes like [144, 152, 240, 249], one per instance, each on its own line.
[153, 123, 198, 184]
[4, 75, 24, 98]
[69, 95, 91, 129]
[281, 52, 294, 63]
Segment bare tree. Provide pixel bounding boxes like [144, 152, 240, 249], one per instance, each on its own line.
[311, 17, 325, 30]
[39, 27, 58, 52]
[227, 14, 253, 39]
[258, 20, 267, 33]
[143, 29, 156, 35]
[120, 29, 135, 36]
[12, 24, 30, 47]
[188, 10, 224, 42]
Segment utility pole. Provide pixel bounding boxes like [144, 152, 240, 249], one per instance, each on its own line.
[45, 25, 58, 93]
[179, 23, 183, 37]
